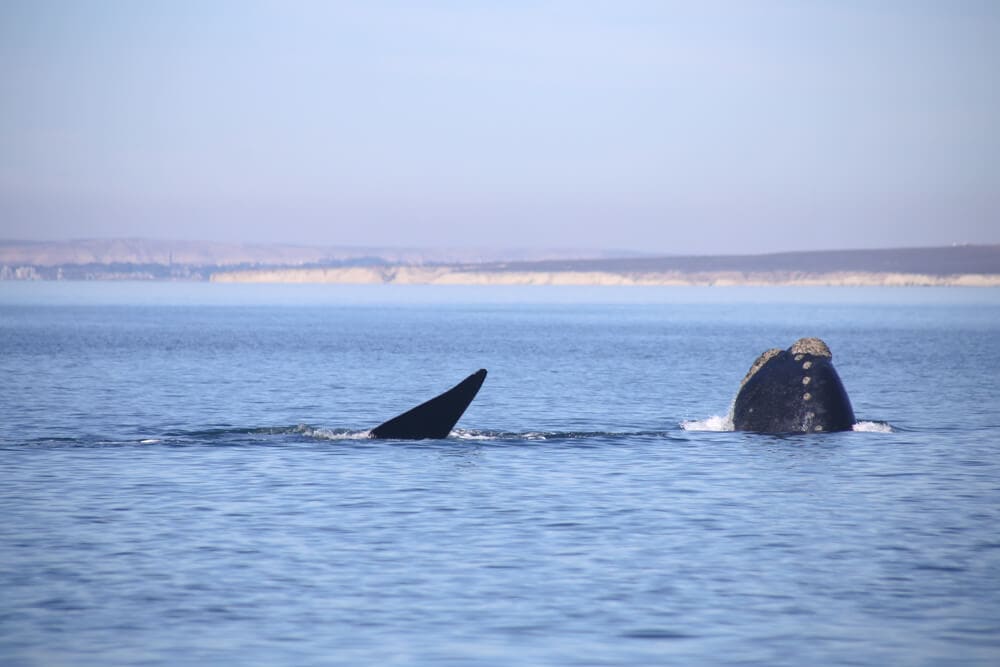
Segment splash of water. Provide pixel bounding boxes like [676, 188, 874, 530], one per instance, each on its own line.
[680, 415, 734, 432]
[852, 421, 893, 433]
[294, 425, 372, 440]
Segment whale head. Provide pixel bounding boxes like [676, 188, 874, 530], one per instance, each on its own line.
[732, 338, 855, 433]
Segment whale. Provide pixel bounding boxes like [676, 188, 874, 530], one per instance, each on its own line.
[369, 369, 487, 439]
[365, 343, 855, 438]
[732, 338, 855, 433]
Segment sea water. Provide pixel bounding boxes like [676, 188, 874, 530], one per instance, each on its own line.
[1, 283, 999, 666]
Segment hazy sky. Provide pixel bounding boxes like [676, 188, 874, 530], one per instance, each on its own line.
[1, 1, 997, 254]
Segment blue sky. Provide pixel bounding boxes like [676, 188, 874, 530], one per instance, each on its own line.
[1, 1, 997, 254]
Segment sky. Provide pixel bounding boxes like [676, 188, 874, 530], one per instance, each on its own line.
[1, 1, 998, 255]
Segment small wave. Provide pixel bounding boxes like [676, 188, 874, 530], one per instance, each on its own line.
[451, 429, 501, 441]
[14, 420, 894, 449]
[451, 429, 568, 441]
[450, 429, 676, 442]
[163, 426, 303, 438]
[853, 421, 893, 433]
[163, 425, 373, 441]
[680, 417, 892, 433]
[680, 415, 734, 432]
[294, 425, 372, 441]
[19, 436, 162, 449]
[451, 429, 567, 441]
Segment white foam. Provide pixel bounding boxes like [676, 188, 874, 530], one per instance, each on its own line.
[452, 430, 561, 441]
[138, 439, 160, 444]
[852, 421, 893, 433]
[296, 425, 372, 440]
[451, 429, 496, 440]
[680, 415, 734, 432]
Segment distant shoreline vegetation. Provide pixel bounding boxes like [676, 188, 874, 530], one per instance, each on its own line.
[2, 240, 999, 286]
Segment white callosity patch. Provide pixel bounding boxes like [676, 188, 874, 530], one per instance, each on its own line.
[789, 337, 833, 358]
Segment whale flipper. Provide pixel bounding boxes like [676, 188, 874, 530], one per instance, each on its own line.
[370, 369, 487, 439]
[732, 338, 854, 433]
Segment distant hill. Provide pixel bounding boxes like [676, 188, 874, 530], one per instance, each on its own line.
[2, 239, 999, 285]
[0, 238, 640, 268]
[210, 244, 1000, 287]
[474, 245, 1000, 277]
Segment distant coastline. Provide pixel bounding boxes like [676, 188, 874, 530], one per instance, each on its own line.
[2, 239, 999, 286]
[209, 267, 1000, 287]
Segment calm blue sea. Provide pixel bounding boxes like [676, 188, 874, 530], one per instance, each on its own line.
[2, 282, 999, 666]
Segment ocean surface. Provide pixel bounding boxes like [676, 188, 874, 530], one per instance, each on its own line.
[2, 282, 999, 666]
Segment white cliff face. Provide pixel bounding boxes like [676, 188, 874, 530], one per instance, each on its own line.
[209, 267, 1000, 287]
[5, 240, 999, 285]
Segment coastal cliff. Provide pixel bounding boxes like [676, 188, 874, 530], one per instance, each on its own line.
[3, 240, 999, 286]
[209, 266, 1000, 287]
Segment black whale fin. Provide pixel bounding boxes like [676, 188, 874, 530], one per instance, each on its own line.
[369, 369, 487, 440]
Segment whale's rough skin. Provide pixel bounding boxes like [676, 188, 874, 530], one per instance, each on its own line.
[370, 369, 487, 440]
[732, 338, 855, 433]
